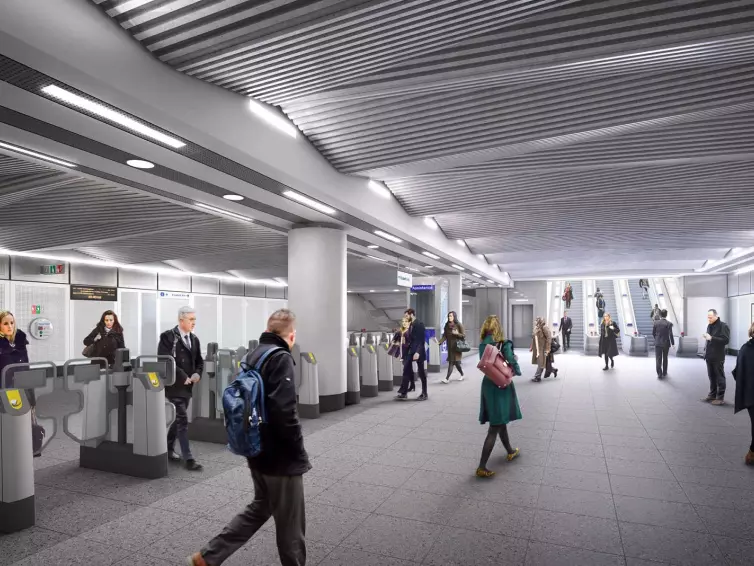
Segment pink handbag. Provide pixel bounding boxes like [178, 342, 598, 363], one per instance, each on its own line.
[477, 342, 514, 388]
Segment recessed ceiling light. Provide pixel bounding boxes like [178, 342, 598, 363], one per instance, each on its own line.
[0, 141, 76, 168]
[367, 255, 387, 262]
[451, 264, 465, 271]
[472, 273, 481, 277]
[487, 279, 494, 284]
[374, 230, 402, 243]
[195, 202, 253, 223]
[368, 180, 391, 198]
[223, 194, 244, 201]
[423, 251, 440, 260]
[41, 85, 186, 148]
[126, 159, 154, 169]
[393, 289, 400, 292]
[424, 217, 438, 230]
[457, 240, 466, 247]
[369, 290, 375, 293]
[283, 190, 335, 214]
[424, 265, 434, 269]
[367, 245, 379, 249]
[248, 99, 298, 138]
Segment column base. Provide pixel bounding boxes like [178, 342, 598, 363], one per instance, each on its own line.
[298, 403, 320, 419]
[378, 380, 393, 392]
[0, 495, 34, 534]
[361, 384, 378, 398]
[188, 417, 228, 445]
[345, 391, 361, 405]
[318, 393, 344, 413]
[80, 443, 168, 479]
[427, 364, 441, 373]
[393, 375, 403, 385]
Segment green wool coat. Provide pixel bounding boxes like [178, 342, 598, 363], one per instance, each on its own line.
[478, 336, 523, 426]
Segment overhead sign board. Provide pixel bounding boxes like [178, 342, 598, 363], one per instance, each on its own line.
[159, 291, 190, 300]
[40, 264, 65, 275]
[411, 284, 435, 292]
[397, 271, 412, 288]
[70, 285, 118, 301]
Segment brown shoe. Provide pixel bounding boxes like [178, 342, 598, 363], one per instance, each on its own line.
[746, 451, 754, 466]
[710, 399, 725, 406]
[186, 553, 208, 566]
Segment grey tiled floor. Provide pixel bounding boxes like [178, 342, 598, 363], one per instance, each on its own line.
[2, 352, 753, 565]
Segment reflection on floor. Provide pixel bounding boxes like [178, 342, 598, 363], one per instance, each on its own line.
[1, 352, 753, 565]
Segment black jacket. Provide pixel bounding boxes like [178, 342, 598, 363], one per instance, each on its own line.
[560, 316, 573, 334]
[245, 332, 310, 476]
[158, 327, 204, 398]
[0, 330, 34, 405]
[732, 338, 754, 413]
[652, 319, 675, 348]
[704, 318, 730, 362]
[598, 321, 620, 358]
[407, 320, 427, 358]
[84, 324, 125, 366]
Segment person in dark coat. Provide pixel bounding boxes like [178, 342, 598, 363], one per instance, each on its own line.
[158, 306, 204, 471]
[83, 310, 125, 367]
[396, 308, 428, 401]
[732, 322, 754, 466]
[560, 311, 573, 352]
[598, 313, 620, 370]
[702, 309, 730, 405]
[652, 309, 674, 379]
[438, 311, 465, 383]
[595, 289, 606, 321]
[562, 283, 574, 309]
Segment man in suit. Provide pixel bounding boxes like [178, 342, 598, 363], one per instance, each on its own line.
[595, 289, 606, 321]
[652, 309, 674, 379]
[396, 308, 428, 401]
[159, 305, 204, 471]
[560, 311, 573, 352]
[702, 309, 730, 406]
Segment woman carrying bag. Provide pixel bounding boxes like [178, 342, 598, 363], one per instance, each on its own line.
[599, 313, 620, 370]
[438, 311, 467, 383]
[83, 310, 125, 367]
[476, 315, 521, 477]
[530, 317, 551, 382]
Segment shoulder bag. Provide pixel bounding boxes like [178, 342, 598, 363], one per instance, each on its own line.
[477, 342, 514, 388]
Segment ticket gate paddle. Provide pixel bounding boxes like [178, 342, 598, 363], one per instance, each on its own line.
[293, 346, 319, 419]
[361, 343, 378, 397]
[377, 340, 394, 392]
[0, 388, 34, 534]
[346, 346, 360, 405]
[189, 343, 234, 444]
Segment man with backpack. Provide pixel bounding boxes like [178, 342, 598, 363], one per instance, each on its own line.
[596, 291, 606, 321]
[187, 309, 310, 566]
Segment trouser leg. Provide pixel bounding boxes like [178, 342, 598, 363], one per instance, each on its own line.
[398, 358, 413, 394]
[604, 353, 609, 367]
[267, 475, 306, 566]
[202, 470, 273, 565]
[479, 425, 502, 469]
[173, 397, 193, 460]
[417, 356, 428, 395]
[748, 407, 754, 452]
[706, 361, 718, 398]
[455, 361, 464, 376]
[662, 345, 670, 375]
[544, 355, 554, 377]
[498, 424, 513, 454]
[714, 361, 726, 399]
[445, 363, 454, 379]
[655, 346, 663, 376]
[533, 364, 544, 379]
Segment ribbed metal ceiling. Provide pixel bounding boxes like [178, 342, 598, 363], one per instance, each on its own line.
[94, 0, 754, 278]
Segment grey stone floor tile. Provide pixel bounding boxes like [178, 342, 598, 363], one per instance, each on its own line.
[326, 420, 378, 434]
[619, 521, 724, 565]
[555, 412, 599, 425]
[447, 497, 536, 539]
[344, 432, 401, 448]
[694, 505, 754, 539]
[550, 440, 605, 458]
[340, 513, 440, 563]
[149, 482, 240, 517]
[647, 438, 711, 454]
[113, 554, 178, 565]
[200, 466, 255, 492]
[512, 427, 555, 441]
[537, 485, 616, 519]
[422, 526, 528, 566]
[165, 459, 239, 483]
[318, 443, 386, 462]
[613, 495, 705, 532]
[305, 503, 370, 546]
[344, 462, 416, 487]
[375, 488, 463, 524]
[101, 476, 200, 505]
[8, 536, 131, 566]
[606, 458, 675, 481]
[546, 452, 607, 474]
[659, 449, 734, 470]
[530, 509, 623, 555]
[600, 434, 657, 449]
[220, 531, 334, 566]
[34, 487, 140, 536]
[139, 518, 229, 561]
[680, 482, 754, 510]
[308, 455, 364, 479]
[313, 480, 396, 512]
[669, 465, 752, 489]
[420, 453, 481, 476]
[0, 527, 70, 566]
[553, 421, 601, 434]
[369, 448, 431, 469]
[541, 468, 612, 493]
[319, 546, 415, 565]
[713, 535, 754, 566]
[460, 477, 542, 507]
[604, 446, 665, 463]
[305, 429, 362, 445]
[524, 540, 626, 566]
[551, 430, 602, 444]
[600, 425, 648, 437]
[624, 559, 669, 566]
[610, 475, 689, 503]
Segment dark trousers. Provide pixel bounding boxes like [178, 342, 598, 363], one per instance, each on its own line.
[705, 360, 726, 400]
[603, 353, 614, 367]
[167, 396, 193, 460]
[655, 344, 670, 376]
[446, 361, 463, 379]
[562, 332, 571, 351]
[748, 407, 754, 452]
[399, 355, 427, 395]
[598, 309, 604, 320]
[565, 300, 571, 309]
[202, 471, 306, 566]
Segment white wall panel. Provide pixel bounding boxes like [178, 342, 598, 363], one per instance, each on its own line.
[221, 296, 245, 349]
[12, 282, 69, 362]
[192, 277, 219, 295]
[141, 292, 158, 356]
[686, 297, 728, 347]
[0, 281, 8, 311]
[158, 273, 191, 292]
[739, 273, 752, 296]
[70, 264, 117, 286]
[194, 295, 219, 349]
[245, 298, 266, 344]
[0, 256, 9, 279]
[120, 290, 141, 357]
[119, 268, 157, 290]
[11, 257, 68, 284]
[728, 294, 754, 350]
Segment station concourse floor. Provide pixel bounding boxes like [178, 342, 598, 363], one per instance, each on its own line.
[2, 353, 753, 566]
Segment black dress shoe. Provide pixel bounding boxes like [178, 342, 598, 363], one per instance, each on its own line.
[186, 459, 203, 471]
[408, 384, 416, 392]
[168, 451, 181, 462]
[395, 393, 407, 400]
[417, 393, 428, 401]
[602, 366, 609, 371]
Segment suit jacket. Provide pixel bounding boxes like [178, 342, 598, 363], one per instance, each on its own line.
[407, 320, 426, 358]
[704, 318, 730, 362]
[560, 316, 573, 334]
[652, 319, 674, 348]
[732, 338, 754, 413]
[158, 326, 204, 398]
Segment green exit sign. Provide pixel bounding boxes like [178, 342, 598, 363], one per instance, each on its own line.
[39, 264, 65, 275]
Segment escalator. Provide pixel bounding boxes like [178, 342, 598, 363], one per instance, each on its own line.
[566, 280, 585, 352]
[596, 280, 623, 351]
[628, 280, 656, 348]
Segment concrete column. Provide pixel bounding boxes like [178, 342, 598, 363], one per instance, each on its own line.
[288, 227, 347, 413]
[447, 273, 463, 321]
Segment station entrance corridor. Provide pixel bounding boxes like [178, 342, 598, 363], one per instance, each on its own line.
[1, 353, 752, 566]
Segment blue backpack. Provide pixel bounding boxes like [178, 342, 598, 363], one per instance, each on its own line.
[223, 346, 282, 457]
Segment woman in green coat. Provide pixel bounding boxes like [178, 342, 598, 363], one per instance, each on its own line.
[476, 315, 522, 478]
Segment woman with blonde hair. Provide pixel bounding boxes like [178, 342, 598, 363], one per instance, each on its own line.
[530, 317, 551, 382]
[476, 315, 521, 478]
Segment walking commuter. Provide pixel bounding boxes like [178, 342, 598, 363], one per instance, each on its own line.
[560, 311, 573, 352]
[438, 311, 465, 383]
[396, 308, 428, 401]
[159, 306, 204, 471]
[595, 289, 606, 321]
[83, 310, 125, 366]
[562, 282, 573, 309]
[398, 315, 416, 392]
[653, 309, 674, 378]
[530, 317, 551, 383]
[701, 309, 730, 405]
[476, 315, 521, 478]
[599, 313, 620, 370]
[544, 336, 559, 379]
[187, 309, 310, 566]
[639, 278, 650, 299]
[650, 304, 662, 321]
[732, 322, 754, 466]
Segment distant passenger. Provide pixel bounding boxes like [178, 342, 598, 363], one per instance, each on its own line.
[562, 282, 573, 309]
[530, 317, 551, 383]
[639, 278, 650, 299]
[398, 315, 415, 392]
[83, 310, 125, 366]
[396, 308, 428, 401]
[732, 322, 754, 466]
[159, 306, 203, 471]
[438, 311, 465, 384]
[650, 304, 661, 321]
[599, 313, 620, 370]
[653, 309, 674, 379]
[188, 309, 310, 566]
[702, 309, 730, 406]
[476, 315, 521, 478]
[560, 311, 573, 352]
[595, 288, 606, 321]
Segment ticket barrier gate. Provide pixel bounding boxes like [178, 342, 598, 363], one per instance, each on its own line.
[377, 336, 394, 392]
[73, 352, 177, 479]
[0, 388, 34, 533]
[293, 345, 319, 418]
[361, 342, 379, 398]
[346, 346, 360, 405]
[189, 343, 236, 444]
